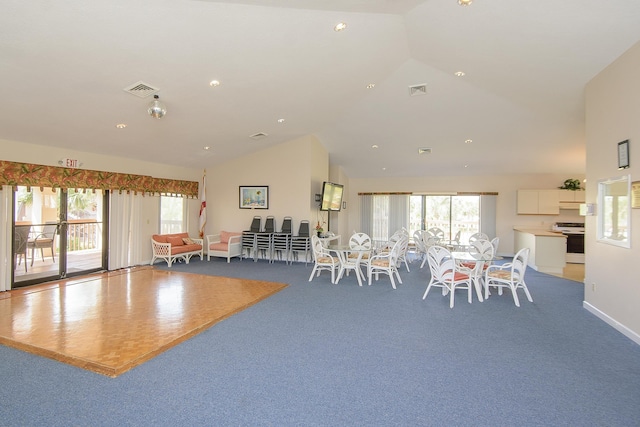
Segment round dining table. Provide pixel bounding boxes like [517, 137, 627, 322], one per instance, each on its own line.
[450, 251, 503, 302]
[328, 244, 371, 286]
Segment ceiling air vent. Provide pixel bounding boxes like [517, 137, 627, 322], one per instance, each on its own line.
[409, 84, 428, 97]
[418, 147, 432, 154]
[123, 81, 160, 98]
[249, 132, 268, 140]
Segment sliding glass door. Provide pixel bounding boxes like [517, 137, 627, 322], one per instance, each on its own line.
[362, 193, 493, 246]
[12, 186, 107, 287]
[409, 195, 481, 243]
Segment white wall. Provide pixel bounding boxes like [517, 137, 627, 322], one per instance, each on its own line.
[206, 135, 328, 235]
[344, 173, 585, 255]
[327, 165, 349, 237]
[584, 41, 640, 341]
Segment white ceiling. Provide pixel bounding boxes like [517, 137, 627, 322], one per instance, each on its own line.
[2, 0, 640, 178]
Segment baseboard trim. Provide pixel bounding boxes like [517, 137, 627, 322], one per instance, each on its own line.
[583, 301, 640, 346]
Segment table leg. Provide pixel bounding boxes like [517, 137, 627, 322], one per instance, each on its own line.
[473, 261, 485, 302]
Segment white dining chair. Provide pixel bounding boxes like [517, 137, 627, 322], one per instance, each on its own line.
[367, 238, 404, 289]
[468, 232, 489, 245]
[427, 227, 445, 241]
[412, 230, 428, 263]
[461, 239, 495, 293]
[308, 235, 339, 284]
[423, 245, 472, 308]
[419, 234, 440, 269]
[490, 237, 500, 255]
[347, 232, 372, 262]
[484, 247, 533, 307]
[334, 232, 372, 286]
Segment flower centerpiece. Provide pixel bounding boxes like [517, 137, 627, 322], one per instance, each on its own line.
[315, 221, 325, 237]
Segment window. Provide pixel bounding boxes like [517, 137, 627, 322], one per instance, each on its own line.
[361, 193, 493, 245]
[160, 196, 186, 234]
[597, 175, 630, 248]
[409, 195, 481, 242]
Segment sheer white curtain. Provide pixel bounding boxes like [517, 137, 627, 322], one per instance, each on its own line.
[359, 194, 409, 244]
[389, 194, 409, 235]
[359, 195, 373, 237]
[480, 195, 497, 239]
[0, 186, 12, 291]
[109, 191, 144, 270]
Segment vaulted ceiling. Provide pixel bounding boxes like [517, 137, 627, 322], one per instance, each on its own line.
[2, 1, 640, 178]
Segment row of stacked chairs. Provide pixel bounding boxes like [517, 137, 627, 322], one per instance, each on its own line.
[241, 216, 311, 264]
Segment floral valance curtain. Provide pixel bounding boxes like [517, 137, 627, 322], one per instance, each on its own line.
[0, 160, 198, 197]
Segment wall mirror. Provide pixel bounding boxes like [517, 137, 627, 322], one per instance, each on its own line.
[597, 174, 631, 248]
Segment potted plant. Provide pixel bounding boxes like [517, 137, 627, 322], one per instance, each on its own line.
[559, 178, 582, 191]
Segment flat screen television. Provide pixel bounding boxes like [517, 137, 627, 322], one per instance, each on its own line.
[320, 182, 344, 211]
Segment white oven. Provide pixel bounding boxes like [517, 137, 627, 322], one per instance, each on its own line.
[552, 222, 585, 264]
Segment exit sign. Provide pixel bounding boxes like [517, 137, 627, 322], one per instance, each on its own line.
[63, 158, 80, 168]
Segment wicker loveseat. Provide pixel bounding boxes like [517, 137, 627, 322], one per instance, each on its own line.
[151, 232, 203, 267]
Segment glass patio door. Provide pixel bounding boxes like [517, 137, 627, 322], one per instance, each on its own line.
[12, 186, 107, 288]
[409, 194, 481, 243]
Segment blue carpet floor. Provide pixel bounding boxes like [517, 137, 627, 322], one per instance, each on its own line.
[1, 257, 639, 426]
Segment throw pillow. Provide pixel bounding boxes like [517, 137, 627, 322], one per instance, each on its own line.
[182, 237, 194, 245]
[167, 236, 184, 246]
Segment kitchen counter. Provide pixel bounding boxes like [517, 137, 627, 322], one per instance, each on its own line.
[513, 227, 567, 238]
[513, 227, 566, 274]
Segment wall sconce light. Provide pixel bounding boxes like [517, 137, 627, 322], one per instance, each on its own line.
[148, 94, 167, 119]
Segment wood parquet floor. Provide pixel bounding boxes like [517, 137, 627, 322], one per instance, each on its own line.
[0, 267, 287, 377]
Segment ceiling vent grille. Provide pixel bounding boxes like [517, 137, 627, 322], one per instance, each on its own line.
[123, 81, 160, 98]
[409, 84, 428, 97]
[249, 132, 268, 140]
[418, 147, 432, 154]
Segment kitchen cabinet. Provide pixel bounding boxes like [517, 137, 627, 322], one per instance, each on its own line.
[558, 190, 585, 202]
[517, 190, 559, 215]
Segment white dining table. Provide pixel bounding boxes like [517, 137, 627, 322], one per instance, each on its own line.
[328, 244, 370, 286]
[450, 251, 503, 302]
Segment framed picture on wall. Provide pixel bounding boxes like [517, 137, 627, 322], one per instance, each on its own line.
[632, 181, 640, 209]
[618, 139, 630, 169]
[239, 186, 269, 209]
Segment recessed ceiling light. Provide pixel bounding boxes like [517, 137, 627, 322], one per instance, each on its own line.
[203, 146, 211, 150]
[115, 123, 126, 129]
[382, 167, 387, 171]
[334, 22, 347, 32]
[458, 0, 472, 5]
[277, 118, 285, 123]
[366, 83, 375, 89]
[209, 80, 220, 87]
[454, 71, 466, 77]
[464, 164, 469, 168]
[418, 147, 432, 154]
[371, 144, 379, 149]
[464, 139, 473, 144]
